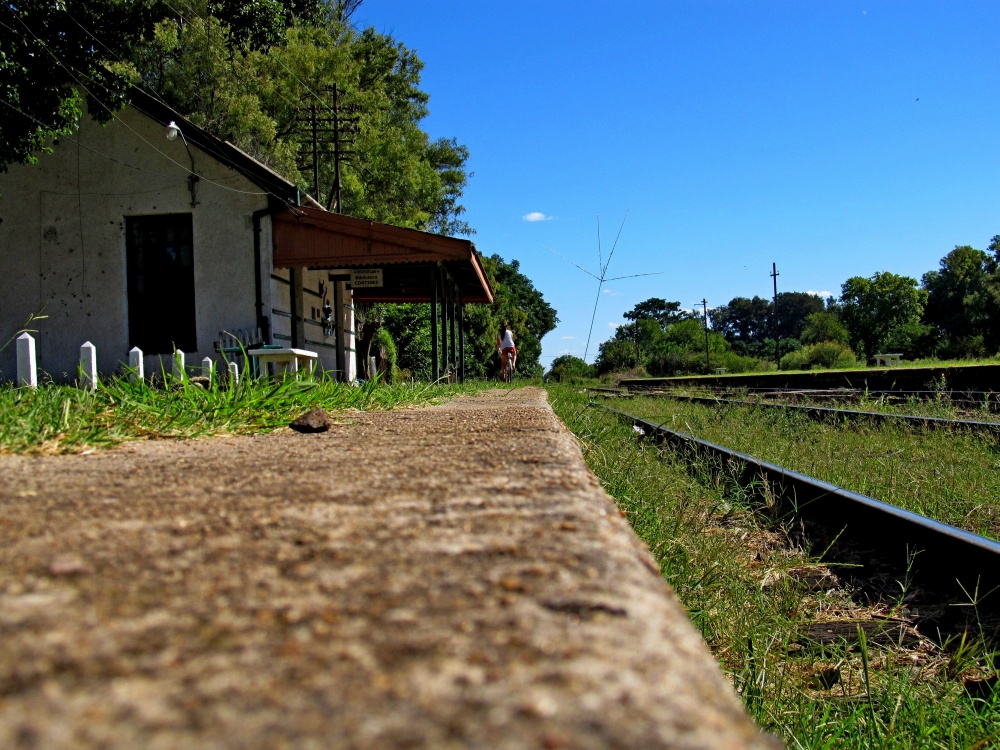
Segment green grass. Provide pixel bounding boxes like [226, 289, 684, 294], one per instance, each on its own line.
[0, 373, 491, 455]
[610, 396, 1000, 541]
[548, 385, 1000, 749]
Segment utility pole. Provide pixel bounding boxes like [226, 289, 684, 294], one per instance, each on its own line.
[294, 85, 359, 212]
[770, 262, 780, 367]
[331, 84, 342, 213]
[701, 298, 710, 372]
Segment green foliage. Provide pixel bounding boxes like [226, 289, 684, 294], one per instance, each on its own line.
[0, 371, 489, 454]
[774, 291, 826, 340]
[371, 326, 398, 382]
[922, 246, 992, 341]
[780, 341, 856, 370]
[882, 321, 940, 359]
[377, 255, 557, 381]
[546, 355, 594, 383]
[622, 297, 692, 327]
[710, 292, 824, 349]
[380, 303, 432, 379]
[595, 311, 732, 376]
[550, 388, 1000, 746]
[465, 254, 557, 379]
[800, 310, 849, 345]
[0, 0, 162, 171]
[839, 272, 927, 358]
[709, 296, 771, 344]
[922, 242, 1000, 355]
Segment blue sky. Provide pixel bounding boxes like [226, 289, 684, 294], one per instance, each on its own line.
[356, 1, 1000, 364]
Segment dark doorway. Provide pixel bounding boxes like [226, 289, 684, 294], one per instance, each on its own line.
[125, 214, 196, 354]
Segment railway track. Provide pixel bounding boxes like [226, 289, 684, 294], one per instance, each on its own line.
[635, 392, 1000, 436]
[629, 384, 1000, 409]
[597, 403, 1000, 624]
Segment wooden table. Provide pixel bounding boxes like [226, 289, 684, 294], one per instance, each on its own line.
[249, 347, 318, 377]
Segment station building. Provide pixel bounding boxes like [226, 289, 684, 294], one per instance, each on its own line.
[0, 89, 491, 383]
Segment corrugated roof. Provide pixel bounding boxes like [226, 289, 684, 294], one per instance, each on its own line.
[272, 206, 493, 304]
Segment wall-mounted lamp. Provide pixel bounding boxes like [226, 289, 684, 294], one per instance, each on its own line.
[164, 121, 199, 208]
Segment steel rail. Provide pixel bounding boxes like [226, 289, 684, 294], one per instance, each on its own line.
[599, 404, 1000, 615]
[628, 383, 999, 402]
[641, 393, 1000, 436]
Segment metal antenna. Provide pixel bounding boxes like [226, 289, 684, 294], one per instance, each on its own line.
[546, 211, 661, 363]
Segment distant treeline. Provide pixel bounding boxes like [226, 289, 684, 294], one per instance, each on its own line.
[548, 236, 1000, 381]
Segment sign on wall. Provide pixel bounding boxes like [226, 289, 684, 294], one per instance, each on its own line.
[350, 268, 383, 288]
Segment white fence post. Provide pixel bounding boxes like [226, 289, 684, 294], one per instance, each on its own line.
[128, 346, 144, 383]
[202, 356, 214, 386]
[173, 350, 185, 381]
[80, 341, 97, 391]
[229, 360, 239, 385]
[16, 333, 37, 388]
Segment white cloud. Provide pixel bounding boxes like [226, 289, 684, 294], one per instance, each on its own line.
[523, 211, 552, 222]
[560, 335, 575, 340]
[807, 290, 834, 298]
[559, 348, 575, 355]
[607, 321, 620, 329]
[601, 288, 617, 296]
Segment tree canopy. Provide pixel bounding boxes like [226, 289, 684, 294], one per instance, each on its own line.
[0, 0, 162, 170]
[839, 272, 926, 358]
[2, 0, 473, 235]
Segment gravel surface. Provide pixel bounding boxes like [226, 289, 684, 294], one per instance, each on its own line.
[0, 387, 778, 749]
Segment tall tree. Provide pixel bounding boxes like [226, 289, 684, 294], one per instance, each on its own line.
[0, 0, 165, 171]
[709, 296, 771, 345]
[800, 311, 850, 345]
[921, 245, 992, 348]
[774, 291, 826, 341]
[623, 298, 692, 328]
[839, 272, 926, 358]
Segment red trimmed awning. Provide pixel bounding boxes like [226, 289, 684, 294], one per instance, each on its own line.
[272, 207, 493, 304]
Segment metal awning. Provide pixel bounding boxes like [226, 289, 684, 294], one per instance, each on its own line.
[271, 206, 493, 304]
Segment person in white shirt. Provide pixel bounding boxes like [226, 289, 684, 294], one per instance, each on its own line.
[496, 321, 517, 377]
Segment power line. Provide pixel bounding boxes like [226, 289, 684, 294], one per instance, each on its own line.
[1, 11, 278, 200]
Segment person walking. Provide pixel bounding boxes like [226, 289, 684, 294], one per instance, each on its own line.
[497, 322, 517, 381]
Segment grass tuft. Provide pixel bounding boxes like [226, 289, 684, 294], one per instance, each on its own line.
[549, 384, 1000, 748]
[0, 374, 491, 455]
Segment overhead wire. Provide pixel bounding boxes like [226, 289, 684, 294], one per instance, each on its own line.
[0, 9, 277, 200]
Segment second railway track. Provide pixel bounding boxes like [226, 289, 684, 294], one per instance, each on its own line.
[597, 402, 1000, 626]
[640, 392, 1000, 436]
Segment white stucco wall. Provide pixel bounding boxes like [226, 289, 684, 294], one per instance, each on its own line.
[0, 105, 271, 381]
[268, 268, 355, 379]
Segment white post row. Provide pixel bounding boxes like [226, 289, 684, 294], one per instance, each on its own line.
[80, 341, 97, 390]
[128, 347, 144, 383]
[16, 333, 37, 388]
[12, 339, 237, 389]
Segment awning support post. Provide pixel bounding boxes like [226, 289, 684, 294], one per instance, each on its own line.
[458, 289, 465, 383]
[441, 265, 449, 381]
[449, 280, 457, 382]
[289, 268, 305, 348]
[333, 280, 345, 381]
[431, 264, 440, 382]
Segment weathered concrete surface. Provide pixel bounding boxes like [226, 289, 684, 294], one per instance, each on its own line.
[0, 388, 779, 748]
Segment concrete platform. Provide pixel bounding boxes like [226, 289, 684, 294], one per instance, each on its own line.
[0, 388, 778, 748]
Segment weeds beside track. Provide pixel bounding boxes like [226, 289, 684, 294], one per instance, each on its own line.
[549, 385, 1000, 749]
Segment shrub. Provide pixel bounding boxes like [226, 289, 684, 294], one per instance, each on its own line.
[780, 341, 856, 370]
[372, 327, 399, 383]
[715, 351, 763, 374]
